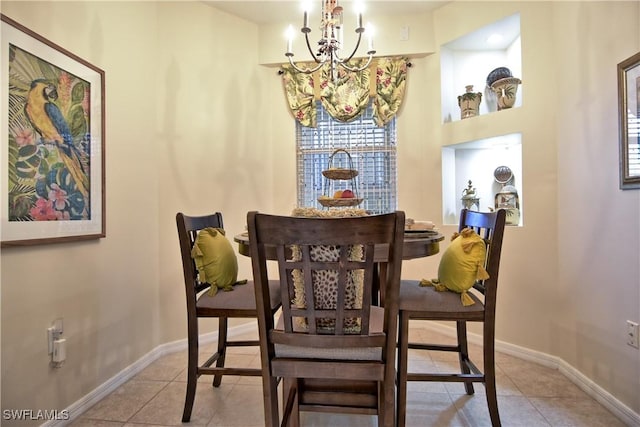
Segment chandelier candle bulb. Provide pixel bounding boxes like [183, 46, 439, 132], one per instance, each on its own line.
[286, 26, 294, 54]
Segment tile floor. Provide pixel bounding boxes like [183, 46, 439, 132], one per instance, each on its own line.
[70, 327, 628, 427]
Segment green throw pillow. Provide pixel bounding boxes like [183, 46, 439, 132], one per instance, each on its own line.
[420, 228, 489, 306]
[191, 227, 243, 295]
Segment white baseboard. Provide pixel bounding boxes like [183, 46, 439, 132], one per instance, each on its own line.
[44, 322, 639, 427]
[41, 322, 256, 427]
[419, 321, 640, 427]
[557, 359, 640, 427]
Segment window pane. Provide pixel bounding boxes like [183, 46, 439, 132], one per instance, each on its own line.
[296, 101, 397, 214]
[628, 112, 640, 177]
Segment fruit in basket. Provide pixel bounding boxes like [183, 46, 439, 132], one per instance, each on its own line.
[341, 189, 354, 198]
[333, 190, 344, 198]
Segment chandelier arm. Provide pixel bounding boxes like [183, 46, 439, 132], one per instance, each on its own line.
[287, 55, 325, 74]
[335, 31, 363, 64]
[285, 7, 377, 81]
[337, 52, 375, 73]
[303, 31, 322, 63]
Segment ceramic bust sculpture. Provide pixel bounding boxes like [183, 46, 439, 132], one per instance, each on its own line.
[486, 67, 521, 111]
[491, 77, 522, 110]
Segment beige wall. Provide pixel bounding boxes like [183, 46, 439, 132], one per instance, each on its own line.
[1, 2, 161, 422]
[551, 0, 640, 411]
[0, 1, 280, 424]
[1, 0, 639, 423]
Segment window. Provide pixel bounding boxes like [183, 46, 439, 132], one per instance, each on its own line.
[628, 112, 640, 177]
[296, 101, 397, 214]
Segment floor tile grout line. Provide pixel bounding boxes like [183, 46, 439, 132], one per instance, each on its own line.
[73, 326, 627, 427]
[495, 359, 555, 426]
[123, 379, 173, 425]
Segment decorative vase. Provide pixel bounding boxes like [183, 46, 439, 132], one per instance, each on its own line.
[457, 85, 482, 119]
[490, 77, 522, 110]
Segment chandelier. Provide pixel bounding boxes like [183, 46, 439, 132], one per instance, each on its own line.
[285, 0, 376, 81]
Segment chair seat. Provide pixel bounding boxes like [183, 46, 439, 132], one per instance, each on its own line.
[399, 280, 485, 320]
[273, 306, 385, 361]
[396, 210, 506, 427]
[196, 280, 280, 316]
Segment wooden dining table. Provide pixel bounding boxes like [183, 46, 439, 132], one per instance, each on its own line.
[234, 230, 443, 304]
[234, 230, 444, 261]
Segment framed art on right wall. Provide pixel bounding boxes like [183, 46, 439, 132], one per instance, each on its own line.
[618, 51, 640, 189]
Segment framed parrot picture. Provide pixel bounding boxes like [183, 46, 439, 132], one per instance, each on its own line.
[1, 14, 105, 246]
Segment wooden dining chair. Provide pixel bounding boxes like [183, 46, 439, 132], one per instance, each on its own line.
[247, 211, 405, 427]
[396, 208, 507, 427]
[176, 212, 282, 422]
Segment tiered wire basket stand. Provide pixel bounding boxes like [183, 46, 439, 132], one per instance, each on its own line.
[318, 149, 363, 208]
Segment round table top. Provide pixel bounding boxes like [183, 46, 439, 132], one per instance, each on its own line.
[234, 231, 444, 261]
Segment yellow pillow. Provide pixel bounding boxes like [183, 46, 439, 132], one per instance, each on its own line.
[191, 227, 242, 295]
[421, 228, 489, 306]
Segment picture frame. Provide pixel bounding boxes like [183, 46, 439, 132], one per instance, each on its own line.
[1, 14, 105, 246]
[617, 51, 640, 190]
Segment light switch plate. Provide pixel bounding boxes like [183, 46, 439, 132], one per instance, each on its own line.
[399, 26, 409, 41]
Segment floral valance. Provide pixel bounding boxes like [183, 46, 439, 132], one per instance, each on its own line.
[281, 56, 410, 128]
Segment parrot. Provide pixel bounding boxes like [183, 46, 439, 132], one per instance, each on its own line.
[24, 79, 89, 204]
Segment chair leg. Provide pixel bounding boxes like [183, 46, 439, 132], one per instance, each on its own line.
[396, 311, 409, 427]
[182, 322, 199, 422]
[381, 371, 395, 427]
[456, 321, 474, 395]
[262, 374, 280, 427]
[213, 317, 228, 387]
[484, 329, 501, 426]
[485, 375, 501, 427]
[281, 378, 300, 427]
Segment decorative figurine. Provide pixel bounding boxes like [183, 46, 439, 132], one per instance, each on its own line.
[495, 185, 520, 225]
[461, 180, 480, 210]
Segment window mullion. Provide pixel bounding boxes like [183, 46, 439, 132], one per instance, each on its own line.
[296, 101, 397, 214]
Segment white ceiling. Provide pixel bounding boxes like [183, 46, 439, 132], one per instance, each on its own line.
[204, 1, 519, 51]
[205, 1, 450, 25]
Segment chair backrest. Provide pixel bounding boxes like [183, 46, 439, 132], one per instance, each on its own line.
[176, 212, 224, 306]
[248, 211, 405, 352]
[458, 208, 506, 314]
